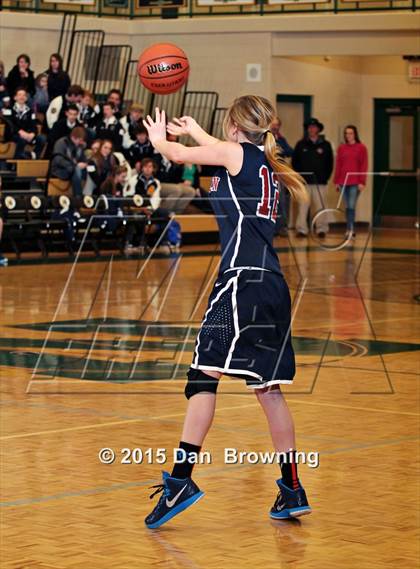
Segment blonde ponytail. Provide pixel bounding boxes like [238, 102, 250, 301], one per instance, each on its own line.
[224, 95, 309, 203]
[264, 131, 309, 203]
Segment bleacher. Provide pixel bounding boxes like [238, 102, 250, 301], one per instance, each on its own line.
[0, 14, 225, 260]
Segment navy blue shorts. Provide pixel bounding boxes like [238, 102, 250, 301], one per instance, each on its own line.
[190, 268, 296, 388]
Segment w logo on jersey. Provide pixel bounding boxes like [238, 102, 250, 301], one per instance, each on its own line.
[209, 176, 221, 193]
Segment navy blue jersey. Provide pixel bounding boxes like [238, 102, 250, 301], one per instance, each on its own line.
[209, 142, 282, 275]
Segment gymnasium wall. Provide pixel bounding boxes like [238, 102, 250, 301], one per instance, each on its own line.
[1, 11, 419, 223]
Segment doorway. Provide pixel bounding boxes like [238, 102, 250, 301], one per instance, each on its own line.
[276, 94, 312, 149]
[373, 98, 420, 227]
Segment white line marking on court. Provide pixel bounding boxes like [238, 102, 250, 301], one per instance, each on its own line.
[287, 398, 419, 417]
[0, 402, 259, 441]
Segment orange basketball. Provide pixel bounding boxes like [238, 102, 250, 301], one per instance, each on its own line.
[137, 43, 189, 95]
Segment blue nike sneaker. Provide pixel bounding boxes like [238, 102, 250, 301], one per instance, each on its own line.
[145, 471, 204, 529]
[270, 479, 312, 519]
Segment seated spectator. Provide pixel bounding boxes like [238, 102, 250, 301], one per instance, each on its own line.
[120, 103, 144, 150]
[85, 139, 117, 196]
[46, 53, 71, 101]
[85, 138, 101, 160]
[182, 161, 199, 188]
[7, 54, 35, 99]
[46, 84, 83, 130]
[2, 88, 45, 159]
[94, 102, 123, 151]
[96, 165, 129, 234]
[156, 133, 196, 214]
[45, 103, 80, 158]
[100, 164, 128, 198]
[113, 149, 133, 188]
[79, 90, 99, 136]
[106, 89, 123, 119]
[127, 126, 155, 166]
[125, 157, 170, 253]
[33, 73, 50, 114]
[134, 157, 161, 208]
[0, 61, 9, 110]
[50, 126, 87, 197]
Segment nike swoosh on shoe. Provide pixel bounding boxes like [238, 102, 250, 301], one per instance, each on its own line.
[166, 484, 188, 508]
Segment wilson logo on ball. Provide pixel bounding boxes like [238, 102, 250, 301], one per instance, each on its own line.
[138, 43, 190, 95]
[147, 62, 183, 75]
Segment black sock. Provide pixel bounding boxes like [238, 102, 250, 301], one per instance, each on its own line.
[280, 450, 300, 490]
[171, 441, 201, 479]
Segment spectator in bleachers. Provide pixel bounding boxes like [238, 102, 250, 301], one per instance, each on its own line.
[182, 161, 199, 189]
[85, 139, 117, 196]
[94, 102, 123, 150]
[292, 117, 333, 238]
[106, 89, 123, 119]
[270, 117, 293, 237]
[33, 73, 50, 114]
[46, 103, 80, 158]
[100, 164, 128, 196]
[79, 90, 99, 133]
[85, 138, 101, 160]
[135, 157, 161, 205]
[113, 148, 132, 186]
[6, 54, 35, 99]
[0, 61, 9, 110]
[127, 126, 155, 166]
[154, 131, 196, 214]
[334, 124, 368, 238]
[120, 103, 144, 151]
[2, 88, 45, 159]
[46, 84, 84, 130]
[50, 126, 87, 197]
[96, 165, 128, 234]
[46, 53, 71, 101]
[124, 157, 170, 253]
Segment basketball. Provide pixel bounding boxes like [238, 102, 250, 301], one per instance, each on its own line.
[137, 43, 190, 95]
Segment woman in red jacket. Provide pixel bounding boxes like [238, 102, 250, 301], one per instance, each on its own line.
[334, 125, 368, 238]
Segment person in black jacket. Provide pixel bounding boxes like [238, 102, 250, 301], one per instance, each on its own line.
[50, 126, 88, 196]
[46, 84, 84, 130]
[1, 88, 45, 158]
[127, 126, 155, 167]
[106, 89, 123, 120]
[45, 103, 80, 158]
[6, 54, 36, 99]
[45, 53, 71, 101]
[292, 118, 333, 238]
[94, 102, 123, 151]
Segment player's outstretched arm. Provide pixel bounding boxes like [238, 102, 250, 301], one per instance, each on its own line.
[167, 116, 219, 146]
[144, 108, 242, 174]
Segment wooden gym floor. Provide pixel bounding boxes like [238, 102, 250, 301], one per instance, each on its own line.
[0, 228, 419, 569]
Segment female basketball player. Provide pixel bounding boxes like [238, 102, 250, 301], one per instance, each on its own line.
[142, 96, 311, 528]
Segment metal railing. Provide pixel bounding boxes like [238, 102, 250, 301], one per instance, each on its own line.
[1, 0, 418, 19]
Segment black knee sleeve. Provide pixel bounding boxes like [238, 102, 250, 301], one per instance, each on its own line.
[185, 368, 219, 400]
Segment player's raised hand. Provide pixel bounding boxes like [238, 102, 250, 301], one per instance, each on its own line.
[167, 116, 198, 137]
[143, 107, 167, 144]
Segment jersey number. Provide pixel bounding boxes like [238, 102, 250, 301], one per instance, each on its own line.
[257, 166, 280, 223]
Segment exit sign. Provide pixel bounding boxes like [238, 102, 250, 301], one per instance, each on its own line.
[408, 60, 420, 82]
